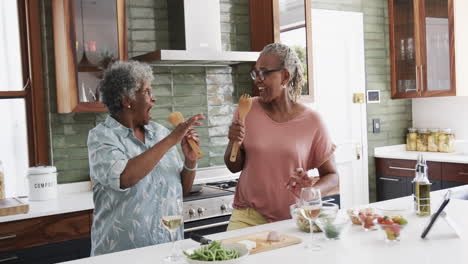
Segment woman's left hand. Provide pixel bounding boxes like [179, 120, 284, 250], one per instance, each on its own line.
[181, 127, 200, 161]
[286, 168, 318, 198]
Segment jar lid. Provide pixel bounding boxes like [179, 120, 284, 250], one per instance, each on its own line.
[27, 166, 57, 175]
[418, 128, 428, 133]
[408, 128, 417, 132]
[441, 128, 452, 134]
[429, 128, 440, 133]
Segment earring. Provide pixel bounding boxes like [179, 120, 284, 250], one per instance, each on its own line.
[127, 105, 131, 109]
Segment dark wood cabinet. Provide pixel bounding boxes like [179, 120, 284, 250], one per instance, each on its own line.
[376, 158, 460, 201]
[0, 238, 90, 264]
[0, 210, 92, 264]
[388, 0, 456, 98]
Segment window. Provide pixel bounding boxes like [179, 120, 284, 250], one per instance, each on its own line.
[278, 0, 314, 101]
[0, 0, 48, 197]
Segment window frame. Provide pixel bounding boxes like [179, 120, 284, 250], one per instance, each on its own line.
[249, 0, 314, 103]
[0, 0, 49, 166]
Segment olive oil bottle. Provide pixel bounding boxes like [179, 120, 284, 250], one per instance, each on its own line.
[412, 154, 431, 216]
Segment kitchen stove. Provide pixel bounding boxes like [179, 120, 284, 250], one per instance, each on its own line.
[183, 179, 237, 237]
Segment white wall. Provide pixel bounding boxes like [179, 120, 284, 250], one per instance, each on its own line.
[412, 97, 468, 140]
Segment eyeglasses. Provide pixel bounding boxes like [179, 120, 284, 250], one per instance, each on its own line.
[249, 68, 284, 81]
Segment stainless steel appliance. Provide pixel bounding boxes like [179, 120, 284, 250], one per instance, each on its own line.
[183, 180, 237, 238]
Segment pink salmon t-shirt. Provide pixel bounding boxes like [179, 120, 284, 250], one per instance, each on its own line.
[232, 97, 335, 222]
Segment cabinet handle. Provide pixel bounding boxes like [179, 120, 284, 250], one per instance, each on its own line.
[0, 256, 19, 263]
[389, 166, 415, 171]
[420, 65, 424, 95]
[459, 172, 468, 176]
[379, 177, 400, 182]
[415, 65, 419, 93]
[184, 221, 230, 233]
[0, 234, 16, 241]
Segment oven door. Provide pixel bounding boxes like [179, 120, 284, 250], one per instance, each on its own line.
[183, 215, 231, 239]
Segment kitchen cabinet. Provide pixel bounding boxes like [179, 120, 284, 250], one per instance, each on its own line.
[0, 210, 92, 264]
[52, 0, 127, 113]
[0, 238, 90, 264]
[441, 162, 468, 188]
[376, 158, 443, 201]
[388, 0, 457, 98]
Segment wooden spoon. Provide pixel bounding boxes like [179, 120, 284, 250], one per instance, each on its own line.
[230, 94, 252, 162]
[168, 112, 203, 159]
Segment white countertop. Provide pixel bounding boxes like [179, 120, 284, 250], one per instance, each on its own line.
[0, 168, 239, 223]
[60, 186, 468, 264]
[0, 191, 94, 223]
[375, 144, 468, 163]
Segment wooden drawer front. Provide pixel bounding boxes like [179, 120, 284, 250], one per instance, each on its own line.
[0, 210, 91, 252]
[442, 163, 468, 183]
[376, 158, 441, 180]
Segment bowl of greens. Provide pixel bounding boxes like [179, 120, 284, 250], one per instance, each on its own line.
[315, 214, 350, 240]
[183, 241, 249, 264]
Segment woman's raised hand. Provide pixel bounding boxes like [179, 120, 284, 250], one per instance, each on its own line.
[169, 113, 205, 145]
[228, 120, 245, 144]
[286, 168, 319, 198]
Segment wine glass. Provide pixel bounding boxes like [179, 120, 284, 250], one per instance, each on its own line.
[161, 198, 183, 263]
[299, 187, 322, 250]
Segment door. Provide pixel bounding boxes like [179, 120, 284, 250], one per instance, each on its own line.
[309, 9, 368, 209]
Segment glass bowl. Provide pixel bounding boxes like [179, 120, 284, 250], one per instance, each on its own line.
[356, 210, 380, 231]
[315, 215, 350, 240]
[290, 203, 318, 233]
[289, 202, 339, 233]
[376, 218, 408, 242]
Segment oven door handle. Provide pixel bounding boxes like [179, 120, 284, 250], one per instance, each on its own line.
[184, 221, 230, 233]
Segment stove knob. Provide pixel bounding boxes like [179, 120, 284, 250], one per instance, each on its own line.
[197, 208, 205, 215]
[220, 204, 228, 212]
[188, 208, 195, 216]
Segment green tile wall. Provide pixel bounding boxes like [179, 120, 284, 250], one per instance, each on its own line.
[40, 0, 251, 183]
[40, 0, 411, 202]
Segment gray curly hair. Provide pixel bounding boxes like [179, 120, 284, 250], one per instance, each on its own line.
[99, 60, 154, 115]
[260, 43, 305, 102]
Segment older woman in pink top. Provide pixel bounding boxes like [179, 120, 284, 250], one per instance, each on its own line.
[224, 43, 339, 230]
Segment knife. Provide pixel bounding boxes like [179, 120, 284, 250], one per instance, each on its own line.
[190, 233, 212, 245]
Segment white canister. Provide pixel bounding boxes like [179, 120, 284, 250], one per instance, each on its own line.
[27, 166, 58, 201]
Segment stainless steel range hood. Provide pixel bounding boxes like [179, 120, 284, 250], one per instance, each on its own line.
[132, 0, 259, 66]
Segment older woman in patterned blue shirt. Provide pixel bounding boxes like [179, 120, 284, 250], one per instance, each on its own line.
[87, 61, 205, 256]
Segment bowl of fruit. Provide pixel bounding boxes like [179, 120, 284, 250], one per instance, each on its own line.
[375, 215, 408, 242]
[355, 208, 380, 231]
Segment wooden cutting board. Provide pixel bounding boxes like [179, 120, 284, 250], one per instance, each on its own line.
[221, 231, 302, 255]
[0, 198, 29, 217]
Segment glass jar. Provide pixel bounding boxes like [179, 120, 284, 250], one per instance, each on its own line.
[427, 128, 440, 152]
[416, 128, 429, 152]
[0, 161, 4, 200]
[406, 128, 417, 151]
[439, 129, 455, 152]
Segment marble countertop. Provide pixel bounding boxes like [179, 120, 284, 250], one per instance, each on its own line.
[375, 145, 468, 164]
[60, 186, 468, 264]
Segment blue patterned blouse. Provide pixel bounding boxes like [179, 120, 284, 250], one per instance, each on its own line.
[87, 116, 184, 256]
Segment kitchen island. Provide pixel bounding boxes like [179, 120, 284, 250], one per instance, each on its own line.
[61, 186, 468, 264]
